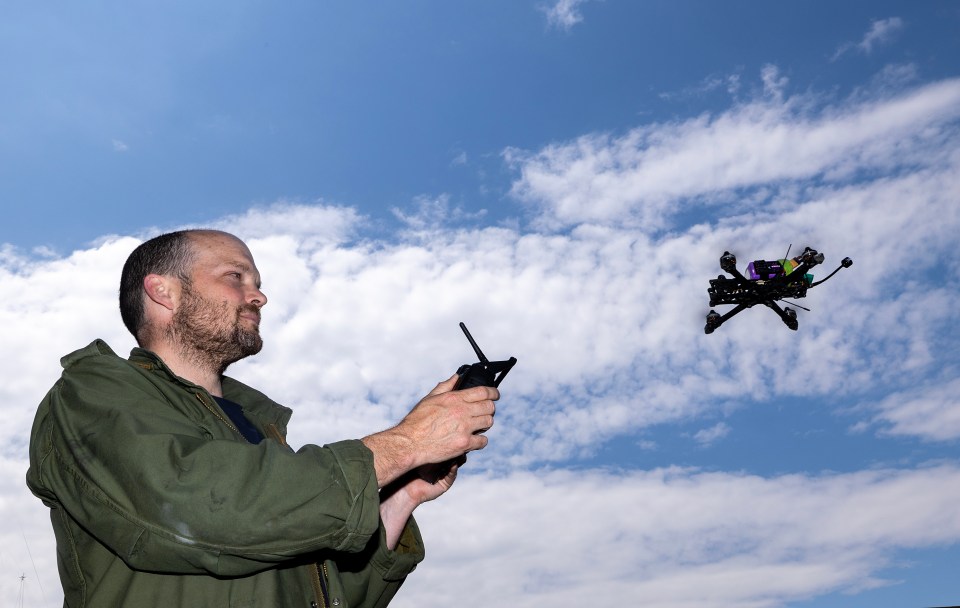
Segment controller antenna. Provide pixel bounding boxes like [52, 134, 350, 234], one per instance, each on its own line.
[460, 322, 489, 364]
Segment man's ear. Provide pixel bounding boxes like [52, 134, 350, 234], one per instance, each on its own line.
[143, 274, 178, 311]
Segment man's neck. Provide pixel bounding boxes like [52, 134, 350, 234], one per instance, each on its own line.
[145, 341, 226, 397]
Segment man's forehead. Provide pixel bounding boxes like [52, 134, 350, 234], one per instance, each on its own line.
[189, 231, 257, 266]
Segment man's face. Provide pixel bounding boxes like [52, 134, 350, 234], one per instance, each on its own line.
[167, 232, 268, 371]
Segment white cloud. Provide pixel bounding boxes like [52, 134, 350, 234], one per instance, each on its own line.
[396, 464, 960, 608]
[541, 0, 591, 31]
[858, 17, 905, 54]
[869, 62, 920, 92]
[657, 71, 745, 106]
[390, 194, 487, 232]
[858, 377, 960, 441]
[210, 200, 363, 245]
[693, 422, 731, 447]
[760, 64, 788, 101]
[505, 72, 960, 232]
[832, 17, 905, 61]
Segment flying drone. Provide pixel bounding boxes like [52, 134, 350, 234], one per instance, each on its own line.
[704, 246, 852, 333]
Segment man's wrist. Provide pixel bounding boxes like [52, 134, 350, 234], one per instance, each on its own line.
[361, 429, 418, 488]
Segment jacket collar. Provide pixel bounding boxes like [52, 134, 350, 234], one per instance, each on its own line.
[126, 345, 293, 429]
[128, 345, 191, 384]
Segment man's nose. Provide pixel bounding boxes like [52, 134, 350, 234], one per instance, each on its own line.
[248, 286, 267, 307]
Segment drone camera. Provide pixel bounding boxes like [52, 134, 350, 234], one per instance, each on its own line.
[720, 252, 737, 274]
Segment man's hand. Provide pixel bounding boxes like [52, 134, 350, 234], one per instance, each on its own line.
[365, 374, 497, 551]
[362, 374, 499, 488]
[378, 455, 468, 549]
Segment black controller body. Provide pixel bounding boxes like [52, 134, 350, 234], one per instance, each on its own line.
[453, 322, 517, 389]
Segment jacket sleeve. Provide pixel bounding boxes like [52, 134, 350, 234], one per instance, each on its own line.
[324, 515, 425, 608]
[27, 346, 420, 579]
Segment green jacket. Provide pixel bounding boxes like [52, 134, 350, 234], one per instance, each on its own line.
[27, 340, 424, 608]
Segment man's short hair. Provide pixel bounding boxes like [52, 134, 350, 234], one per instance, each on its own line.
[119, 230, 197, 343]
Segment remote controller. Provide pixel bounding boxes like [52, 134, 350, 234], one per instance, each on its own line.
[453, 322, 517, 389]
[424, 323, 516, 485]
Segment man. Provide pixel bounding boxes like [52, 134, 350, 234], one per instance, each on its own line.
[27, 229, 498, 607]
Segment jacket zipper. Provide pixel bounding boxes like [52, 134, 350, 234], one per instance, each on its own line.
[310, 562, 330, 607]
[194, 392, 241, 436]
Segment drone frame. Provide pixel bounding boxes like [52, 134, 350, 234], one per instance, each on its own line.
[704, 247, 852, 334]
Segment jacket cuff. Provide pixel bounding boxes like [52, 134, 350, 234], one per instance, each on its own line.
[325, 439, 425, 579]
[373, 516, 425, 581]
[323, 439, 384, 551]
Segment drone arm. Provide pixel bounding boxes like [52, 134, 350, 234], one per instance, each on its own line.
[724, 265, 751, 283]
[763, 300, 798, 330]
[705, 304, 749, 333]
[719, 304, 748, 322]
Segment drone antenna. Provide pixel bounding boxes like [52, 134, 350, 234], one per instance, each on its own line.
[781, 299, 811, 312]
[782, 243, 792, 263]
[459, 322, 489, 363]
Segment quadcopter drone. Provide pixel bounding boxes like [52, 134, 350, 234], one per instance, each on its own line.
[704, 246, 852, 333]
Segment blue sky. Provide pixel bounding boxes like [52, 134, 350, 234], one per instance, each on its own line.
[2, 2, 960, 607]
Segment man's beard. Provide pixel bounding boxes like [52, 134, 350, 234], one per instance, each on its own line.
[167, 285, 263, 375]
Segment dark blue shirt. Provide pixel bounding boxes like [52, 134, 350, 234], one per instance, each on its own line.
[213, 396, 264, 444]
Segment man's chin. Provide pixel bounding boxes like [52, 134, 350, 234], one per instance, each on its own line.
[229, 327, 263, 358]
[220, 340, 263, 371]
[240, 335, 264, 356]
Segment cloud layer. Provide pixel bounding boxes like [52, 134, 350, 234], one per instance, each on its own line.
[401, 464, 960, 608]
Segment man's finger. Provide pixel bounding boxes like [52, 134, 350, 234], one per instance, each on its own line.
[428, 373, 461, 396]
